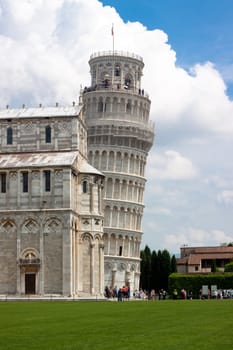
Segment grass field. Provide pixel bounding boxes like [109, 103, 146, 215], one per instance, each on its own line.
[0, 299, 233, 350]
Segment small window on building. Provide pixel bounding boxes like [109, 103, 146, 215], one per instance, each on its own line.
[124, 78, 131, 89]
[45, 125, 51, 143]
[119, 246, 122, 256]
[22, 172, 28, 193]
[82, 180, 87, 193]
[115, 65, 120, 76]
[0, 173, 6, 193]
[44, 170, 51, 192]
[7, 127, 13, 145]
[195, 266, 199, 271]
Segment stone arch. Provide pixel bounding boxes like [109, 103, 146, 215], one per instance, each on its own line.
[120, 98, 125, 113]
[112, 97, 118, 113]
[119, 262, 127, 271]
[108, 151, 114, 171]
[115, 151, 122, 172]
[128, 180, 133, 201]
[106, 178, 112, 198]
[122, 152, 129, 173]
[20, 247, 40, 260]
[118, 235, 124, 256]
[126, 99, 132, 114]
[121, 179, 127, 200]
[103, 232, 109, 255]
[134, 181, 138, 201]
[105, 96, 111, 113]
[119, 207, 125, 229]
[109, 233, 116, 255]
[101, 150, 107, 170]
[131, 209, 136, 230]
[129, 154, 134, 173]
[135, 155, 140, 176]
[114, 178, 120, 199]
[92, 97, 97, 113]
[104, 206, 111, 226]
[81, 233, 92, 293]
[88, 150, 93, 164]
[114, 63, 121, 77]
[20, 218, 40, 252]
[44, 216, 63, 234]
[139, 101, 143, 118]
[124, 73, 133, 89]
[112, 206, 118, 227]
[125, 208, 131, 229]
[21, 218, 40, 234]
[93, 150, 100, 169]
[97, 97, 104, 113]
[101, 71, 110, 88]
[104, 261, 114, 271]
[0, 218, 16, 234]
[81, 232, 93, 242]
[131, 264, 136, 272]
[133, 100, 138, 116]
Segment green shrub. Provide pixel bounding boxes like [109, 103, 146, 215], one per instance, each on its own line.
[168, 273, 233, 298]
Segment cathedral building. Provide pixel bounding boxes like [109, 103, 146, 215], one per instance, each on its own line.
[0, 103, 105, 297]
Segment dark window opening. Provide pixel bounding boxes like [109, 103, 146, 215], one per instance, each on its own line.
[22, 172, 28, 193]
[115, 65, 120, 76]
[103, 79, 109, 88]
[7, 127, 13, 145]
[1, 173, 6, 193]
[124, 78, 131, 89]
[44, 170, 51, 192]
[119, 246, 123, 256]
[45, 125, 51, 143]
[83, 180, 87, 193]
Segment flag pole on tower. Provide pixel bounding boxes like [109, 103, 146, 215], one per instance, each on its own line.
[111, 23, 114, 53]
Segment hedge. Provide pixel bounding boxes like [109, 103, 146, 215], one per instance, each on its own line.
[168, 273, 233, 298]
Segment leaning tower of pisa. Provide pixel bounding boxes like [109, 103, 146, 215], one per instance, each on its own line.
[83, 50, 154, 293]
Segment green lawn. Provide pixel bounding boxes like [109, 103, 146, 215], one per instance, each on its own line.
[0, 300, 233, 350]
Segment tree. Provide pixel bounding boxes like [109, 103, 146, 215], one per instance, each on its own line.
[171, 255, 177, 273]
[150, 250, 158, 289]
[140, 245, 151, 290]
[224, 261, 233, 272]
[160, 250, 171, 290]
[140, 246, 176, 292]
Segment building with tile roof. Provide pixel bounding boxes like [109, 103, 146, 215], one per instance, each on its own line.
[177, 245, 233, 273]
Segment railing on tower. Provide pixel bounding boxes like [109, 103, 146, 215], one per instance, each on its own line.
[90, 51, 143, 62]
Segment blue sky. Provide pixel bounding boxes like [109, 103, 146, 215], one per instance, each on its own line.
[0, 0, 233, 254]
[102, 0, 233, 94]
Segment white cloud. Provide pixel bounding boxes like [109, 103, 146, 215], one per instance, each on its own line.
[218, 190, 233, 205]
[147, 150, 198, 180]
[164, 228, 233, 253]
[0, 0, 232, 136]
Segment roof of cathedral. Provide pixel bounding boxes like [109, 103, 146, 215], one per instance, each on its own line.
[79, 160, 104, 176]
[0, 105, 82, 119]
[0, 151, 78, 168]
[0, 152, 104, 176]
